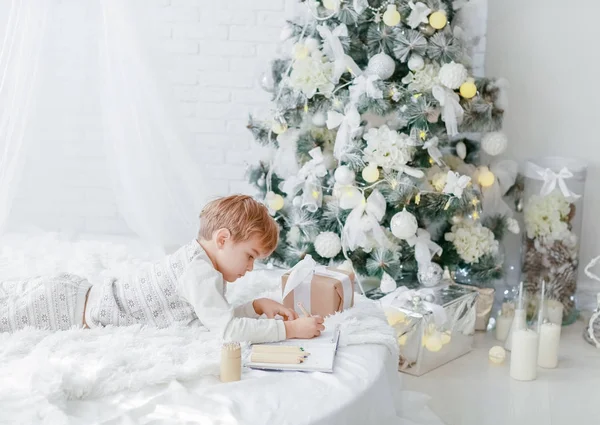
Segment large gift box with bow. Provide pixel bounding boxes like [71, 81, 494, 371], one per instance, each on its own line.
[282, 255, 355, 318]
[380, 285, 478, 376]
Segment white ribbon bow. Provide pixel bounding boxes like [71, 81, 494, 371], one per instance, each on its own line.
[353, 0, 368, 14]
[280, 147, 327, 195]
[317, 24, 362, 83]
[327, 104, 362, 160]
[380, 286, 448, 327]
[443, 171, 471, 198]
[432, 85, 464, 137]
[525, 162, 581, 200]
[406, 228, 443, 271]
[422, 136, 443, 166]
[343, 189, 390, 252]
[407, 1, 432, 29]
[396, 164, 425, 179]
[349, 74, 383, 103]
[481, 160, 518, 218]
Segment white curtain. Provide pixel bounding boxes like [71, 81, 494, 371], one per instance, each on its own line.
[0, 0, 214, 251]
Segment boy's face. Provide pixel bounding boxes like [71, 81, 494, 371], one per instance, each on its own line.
[214, 232, 267, 282]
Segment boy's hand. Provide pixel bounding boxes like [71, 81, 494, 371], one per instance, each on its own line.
[284, 316, 325, 339]
[253, 298, 298, 321]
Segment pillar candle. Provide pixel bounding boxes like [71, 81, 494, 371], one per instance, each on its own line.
[538, 322, 561, 368]
[545, 300, 564, 326]
[495, 303, 515, 342]
[504, 308, 526, 351]
[510, 329, 539, 381]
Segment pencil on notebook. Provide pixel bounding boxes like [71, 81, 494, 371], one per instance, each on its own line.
[252, 345, 305, 354]
[251, 352, 306, 364]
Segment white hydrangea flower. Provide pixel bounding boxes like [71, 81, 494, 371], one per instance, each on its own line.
[445, 221, 499, 264]
[426, 165, 447, 192]
[524, 192, 572, 241]
[362, 125, 415, 172]
[401, 63, 440, 92]
[289, 50, 335, 99]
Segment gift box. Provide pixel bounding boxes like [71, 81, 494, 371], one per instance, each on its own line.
[282, 255, 355, 318]
[379, 285, 478, 376]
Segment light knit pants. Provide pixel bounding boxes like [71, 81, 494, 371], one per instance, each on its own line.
[0, 273, 92, 333]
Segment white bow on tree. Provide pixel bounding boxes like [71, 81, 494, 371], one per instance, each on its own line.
[432, 85, 464, 136]
[317, 24, 362, 83]
[422, 136, 443, 165]
[443, 171, 471, 198]
[349, 74, 383, 103]
[407, 1, 432, 29]
[396, 164, 425, 179]
[327, 104, 362, 160]
[481, 160, 518, 218]
[406, 228, 443, 272]
[343, 189, 391, 252]
[280, 147, 328, 212]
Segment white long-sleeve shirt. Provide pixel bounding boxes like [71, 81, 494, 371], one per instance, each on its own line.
[86, 239, 286, 343]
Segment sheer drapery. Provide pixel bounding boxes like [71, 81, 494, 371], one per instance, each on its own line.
[0, 0, 213, 250]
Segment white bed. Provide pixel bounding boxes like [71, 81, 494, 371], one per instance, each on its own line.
[0, 233, 443, 425]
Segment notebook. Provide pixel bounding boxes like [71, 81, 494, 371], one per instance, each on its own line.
[246, 325, 341, 373]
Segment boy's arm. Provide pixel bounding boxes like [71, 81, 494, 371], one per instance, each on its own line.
[178, 257, 286, 343]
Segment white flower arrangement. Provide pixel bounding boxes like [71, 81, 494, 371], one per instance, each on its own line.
[289, 45, 335, 99]
[401, 63, 440, 92]
[445, 221, 499, 264]
[524, 192, 573, 241]
[426, 165, 447, 192]
[362, 125, 415, 172]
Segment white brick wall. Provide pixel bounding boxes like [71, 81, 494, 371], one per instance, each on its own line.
[8, 0, 488, 237]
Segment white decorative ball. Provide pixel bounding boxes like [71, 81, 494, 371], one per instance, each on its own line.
[407, 54, 425, 71]
[438, 62, 468, 90]
[265, 191, 285, 211]
[481, 131, 508, 156]
[488, 346, 506, 364]
[334, 166, 355, 185]
[390, 209, 418, 239]
[311, 111, 327, 127]
[456, 141, 467, 159]
[417, 263, 443, 287]
[339, 186, 363, 210]
[361, 164, 380, 183]
[367, 53, 396, 80]
[314, 232, 342, 259]
[380, 272, 397, 294]
[258, 71, 274, 93]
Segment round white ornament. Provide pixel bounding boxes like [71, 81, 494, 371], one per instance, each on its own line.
[367, 53, 396, 80]
[456, 141, 467, 159]
[292, 195, 302, 207]
[438, 62, 468, 90]
[380, 272, 397, 293]
[390, 209, 418, 239]
[265, 191, 284, 211]
[314, 232, 342, 258]
[481, 131, 508, 156]
[417, 263, 443, 287]
[488, 346, 506, 364]
[407, 54, 425, 71]
[339, 187, 363, 210]
[311, 111, 327, 127]
[361, 164, 380, 183]
[382, 4, 401, 26]
[258, 71, 274, 93]
[334, 166, 355, 185]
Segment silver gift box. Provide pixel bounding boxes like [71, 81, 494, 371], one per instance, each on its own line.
[382, 284, 478, 376]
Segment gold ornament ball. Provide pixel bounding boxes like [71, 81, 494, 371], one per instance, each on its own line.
[441, 331, 452, 345]
[383, 5, 401, 26]
[272, 122, 288, 135]
[267, 192, 285, 211]
[419, 23, 436, 36]
[425, 331, 443, 352]
[477, 167, 496, 188]
[429, 11, 447, 29]
[362, 164, 380, 183]
[488, 346, 506, 364]
[460, 81, 477, 99]
[386, 310, 406, 326]
[322, 0, 338, 11]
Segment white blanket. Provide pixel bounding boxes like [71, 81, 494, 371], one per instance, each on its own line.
[0, 234, 401, 425]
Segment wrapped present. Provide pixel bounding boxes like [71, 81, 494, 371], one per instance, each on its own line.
[380, 285, 478, 376]
[282, 255, 355, 318]
[453, 283, 495, 331]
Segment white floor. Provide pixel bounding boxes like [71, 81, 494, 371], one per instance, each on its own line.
[403, 320, 600, 425]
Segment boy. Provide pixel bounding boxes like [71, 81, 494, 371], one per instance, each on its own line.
[1, 195, 324, 343]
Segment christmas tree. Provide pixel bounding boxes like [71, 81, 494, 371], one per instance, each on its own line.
[247, 0, 518, 293]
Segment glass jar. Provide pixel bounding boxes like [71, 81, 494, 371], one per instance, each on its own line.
[521, 157, 587, 325]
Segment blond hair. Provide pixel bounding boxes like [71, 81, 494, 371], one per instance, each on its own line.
[198, 195, 279, 254]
